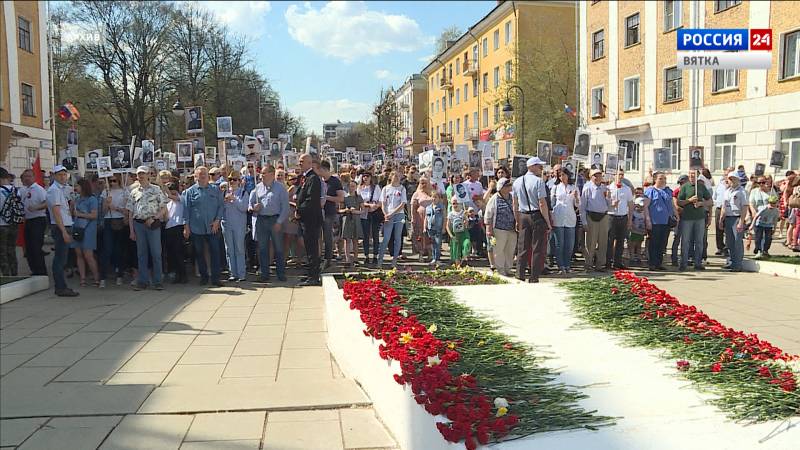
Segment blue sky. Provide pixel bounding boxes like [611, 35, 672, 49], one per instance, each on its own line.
[198, 1, 495, 134]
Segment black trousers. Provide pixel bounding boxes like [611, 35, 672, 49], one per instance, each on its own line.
[24, 217, 48, 275]
[516, 212, 547, 281]
[606, 215, 628, 266]
[302, 218, 322, 280]
[164, 226, 186, 282]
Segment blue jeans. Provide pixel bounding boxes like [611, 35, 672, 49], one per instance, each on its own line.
[255, 215, 285, 279]
[553, 226, 576, 270]
[680, 218, 705, 269]
[649, 224, 670, 268]
[428, 230, 443, 261]
[222, 221, 247, 279]
[671, 222, 682, 264]
[378, 213, 405, 264]
[51, 226, 71, 291]
[361, 217, 380, 259]
[724, 216, 744, 269]
[754, 225, 774, 254]
[102, 220, 127, 280]
[133, 221, 162, 285]
[191, 232, 222, 283]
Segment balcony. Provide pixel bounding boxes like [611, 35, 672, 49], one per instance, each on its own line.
[463, 60, 478, 76]
[440, 133, 453, 143]
[398, 101, 409, 111]
[440, 77, 453, 90]
[464, 128, 480, 141]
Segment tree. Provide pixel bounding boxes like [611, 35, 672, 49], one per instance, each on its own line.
[370, 89, 401, 152]
[435, 26, 463, 54]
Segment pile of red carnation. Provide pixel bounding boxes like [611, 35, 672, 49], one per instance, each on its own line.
[613, 271, 797, 392]
[344, 279, 519, 449]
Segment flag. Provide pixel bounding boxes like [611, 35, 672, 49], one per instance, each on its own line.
[32, 153, 45, 186]
[564, 104, 577, 118]
[58, 102, 80, 121]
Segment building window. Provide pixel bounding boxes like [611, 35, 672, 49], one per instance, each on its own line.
[493, 30, 500, 50]
[505, 140, 513, 158]
[456, 89, 460, 105]
[18, 17, 32, 52]
[456, 58, 461, 75]
[625, 13, 640, 47]
[456, 118, 461, 135]
[505, 60, 512, 80]
[781, 30, 800, 80]
[493, 142, 499, 159]
[482, 108, 489, 128]
[435, 100, 439, 114]
[664, 0, 681, 32]
[21, 83, 35, 116]
[436, 126, 440, 140]
[449, 121, 453, 135]
[473, 44, 478, 61]
[448, 93, 453, 108]
[473, 112, 479, 130]
[431, 78, 434, 90]
[625, 143, 640, 171]
[714, 0, 741, 13]
[482, 38, 488, 57]
[464, 114, 469, 130]
[431, 102, 434, 114]
[505, 21, 512, 45]
[493, 104, 500, 124]
[591, 86, 604, 118]
[780, 129, 800, 170]
[482, 73, 488, 93]
[712, 69, 738, 92]
[493, 67, 500, 88]
[663, 138, 681, 170]
[464, 83, 469, 100]
[473, 80, 478, 97]
[442, 96, 447, 111]
[623, 76, 640, 111]
[713, 134, 736, 171]
[592, 30, 604, 60]
[664, 66, 682, 102]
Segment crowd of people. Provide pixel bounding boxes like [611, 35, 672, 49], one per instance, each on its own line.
[0, 156, 799, 296]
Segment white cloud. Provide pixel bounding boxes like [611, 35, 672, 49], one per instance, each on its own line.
[285, 2, 431, 62]
[374, 69, 391, 80]
[291, 99, 372, 134]
[418, 54, 435, 63]
[193, 1, 272, 36]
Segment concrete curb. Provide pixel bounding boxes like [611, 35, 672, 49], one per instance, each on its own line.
[0, 276, 49, 304]
[742, 259, 800, 280]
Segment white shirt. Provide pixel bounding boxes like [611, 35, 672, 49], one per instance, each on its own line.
[47, 181, 74, 227]
[608, 183, 634, 216]
[358, 184, 379, 220]
[166, 198, 185, 228]
[713, 178, 728, 208]
[380, 184, 407, 217]
[550, 183, 578, 228]
[102, 188, 127, 219]
[19, 183, 47, 219]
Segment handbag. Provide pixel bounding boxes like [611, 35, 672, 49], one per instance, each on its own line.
[789, 192, 800, 209]
[72, 226, 86, 242]
[368, 184, 384, 223]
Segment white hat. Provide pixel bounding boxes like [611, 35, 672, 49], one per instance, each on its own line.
[497, 177, 511, 190]
[53, 165, 67, 173]
[526, 157, 545, 167]
[135, 165, 150, 174]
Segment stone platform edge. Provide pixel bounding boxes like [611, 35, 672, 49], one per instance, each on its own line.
[742, 259, 800, 280]
[0, 275, 49, 304]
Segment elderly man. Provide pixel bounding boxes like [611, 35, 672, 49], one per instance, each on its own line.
[127, 166, 168, 290]
[580, 169, 612, 271]
[713, 167, 733, 255]
[249, 165, 290, 282]
[295, 153, 323, 286]
[677, 170, 712, 270]
[46, 165, 78, 296]
[19, 168, 48, 275]
[720, 172, 747, 272]
[183, 166, 225, 286]
[512, 157, 552, 283]
[606, 168, 634, 270]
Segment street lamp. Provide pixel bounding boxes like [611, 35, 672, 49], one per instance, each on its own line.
[503, 85, 525, 153]
[419, 116, 434, 144]
[171, 99, 184, 117]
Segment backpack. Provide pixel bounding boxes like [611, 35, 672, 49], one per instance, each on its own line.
[0, 186, 24, 224]
[449, 211, 466, 233]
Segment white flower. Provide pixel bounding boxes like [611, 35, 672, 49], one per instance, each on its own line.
[494, 397, 509, 409]
[427, 323, 438, 333]
[427, 355, 441, 366]
[398, 309, 409, 318]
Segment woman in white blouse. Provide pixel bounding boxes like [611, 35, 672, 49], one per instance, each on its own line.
[377, 170, 407, 268]
[550, 169, 579, 274]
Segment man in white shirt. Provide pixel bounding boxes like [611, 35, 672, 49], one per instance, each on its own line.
[47, 165, 79, 297]
[461, 168, 485, 211]
[19, 169, 48, 275]
[512, 157, 552, 283]
[712, 167, 732, 255]
[606, 168, 634, 269]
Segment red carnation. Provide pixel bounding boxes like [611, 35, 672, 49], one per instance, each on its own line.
[711, 362, 723, 373]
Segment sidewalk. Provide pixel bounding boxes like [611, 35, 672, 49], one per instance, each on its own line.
[0, 282, 397, 449]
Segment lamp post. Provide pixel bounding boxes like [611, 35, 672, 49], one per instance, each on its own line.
[418, 116, 434, 145]
[503, 85, 525, 154]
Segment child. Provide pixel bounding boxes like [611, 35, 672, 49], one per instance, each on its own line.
[339, 181, 363, 267]
[750, 196, 780, 258]
[424, 192, 445, 266]
[466, 206, 485, 259]
[446, 198, 470, 267]
[629, 196, 647, 264]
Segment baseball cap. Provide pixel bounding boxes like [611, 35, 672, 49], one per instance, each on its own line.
[209, 167, 220, 174]
[53, 165, 67, 173]
[135, 165, 149, 174]
[677, 174, 689, 183]
[526, 157, 545, 167]
[496, 177, 510, 190]
[589, 168, 602, 177]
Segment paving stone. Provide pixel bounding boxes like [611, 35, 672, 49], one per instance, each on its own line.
[163, 364, 225, 386]
[100, 414, 192, 450]
[223, 355, 279, 378]
[283, 332, 327, 349]
[0, 366, 64, 388]
[213, 307, 254, 318]
[233, 338, 282, 356]
[267, 410, 339, 422]
[161, 321, 206, 334]
[277, 368, 333, 381]
[84, 340, 146, 360]
[139, 334, 195, 352]
[54, 359, 126, 382]
[0, 354, 34, 375]
[0, 417, 49, 446]
[120, 351, 183, 373]
[340, 409, 396, 449]
[240, 325, 284, 340]
[105, 371, 168, 386]
[205, 317, 249, 331]
[252, 304, 290, 315]
[2, 337, 60, 354]
[0, 384, 153, 418]
[179, 346, 234, 365]
[192, 331, 242, 347]
[81, 319, 131, 333]
[27, 322, 86, 338]
[279, 349, 331, 369]
[171, 311, 216, 323]
[180, 440, 261, 450]
[108, 326, 160, 342]
[218, 377, 274, 385]
[55, 332, 114, 348]
[263, 419, 342, 450]
[287, 308, 324, 321]
[184, 411, 266, 442]
[24, 346, 92, 367]
[285, 320, 325, 333]
[19, 415, 122, 450]
[0, 328, 35, 345]
[246, 313, 287, 326]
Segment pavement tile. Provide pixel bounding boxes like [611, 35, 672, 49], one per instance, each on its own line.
[108, 326, 160, 342]
[277, 368, 333, 381]
[233, 338, 282, 356]
[223, 355, 279, 378]
[2, 337, 60, 355]
[218, 377, 274, 385]
[18, 415, 122, 450]
[179, 346, 234, 365]
[340, 409, 396, 449]
[240, 325, 284, 340]
[24, 346, 93, 367]
[252, 304, 290, 315]
[0, 384, 153, 418]
[180, 440, 261, 450]
[0, 328, 35, 345]
[267, 410, 339, 422]
[192, 331, 242, 347]
[171, 311, 216, 323]
[100, 414, 193, 450]
[27, 322, 86, 338]
[184, 411, 266, 442]
[285, 320, 326, 333]
[0, 417, 49, 446]
[283, 332, 327, 349]
[55, 332, 114, 348]
[81, 319, 131, 333]
[279, 349, 332, 369]
[213, 307, 254, 318]
[105, 371, 168, 386]
[287, 308, 324, 321]
[0, 354, 33, 375]
[120, 351, 183, 373]
[161, 322, 206, 334]
[205, 317, 249, 331]
[54, 359, 126, 382]
[163, 364, 225, 386]
[0, 366, 64, 388]
[139, 334, 196, 352]
[246, 313, 287, 326]
[263, 419, 342, 450]
[84, 340, 146, 360]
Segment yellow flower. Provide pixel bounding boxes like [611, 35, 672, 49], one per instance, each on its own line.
[399, 332, 413, 344]
[427, 323, 438, 333]
[477, 340, 486, 347]
[447, 342, 456, 350]
[496, 406, 508, 417]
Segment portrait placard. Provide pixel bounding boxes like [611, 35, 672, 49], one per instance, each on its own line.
[205, 147, 217, 165]
[154, 159, 167, 172]
[553, 144, 569, 160]
[653, 148, 672, 171]
[590, 150, 603, 170]
[537, 140, 552, 164]
[186, 106, 203, 134]
[97, 156, 113, 178]
[769, 150, 785, 168]
[110, 144, 131, 170]
[253, 128, 270, 153]
[618, 140, 636, 161]
[216, 116, 233, 138]
[754, 163, 766, 177]
[85, 149, 102, 172]
[689, 146, 704, 171]
[562, 159, 576, 176]
[574, 129, 590, 160]
[604, 152, 619, 176]
[176, 141, 193, 162]
[193, 152, 206, 168]
[141, 140, 155, 164]
[511, 155, 531, 178]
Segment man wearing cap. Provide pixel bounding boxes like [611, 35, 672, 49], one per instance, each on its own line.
[670, 174, 690, 266]
[512, 157, 551, 283]
[209, 167, 224, 187]
[580, 168, 611, 271]
[712, 167, 733, 255]
[19, 168, 49, 275]
[606, 168, 634, 270]
[127, 166, 168, 290]
[46, 165, 79, 296]
[183, 166, 225, 286]
[720, 172, 747, 271]
[677, 170, 712, 271]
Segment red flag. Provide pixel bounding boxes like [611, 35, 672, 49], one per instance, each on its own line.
[32, 154, 45, 186]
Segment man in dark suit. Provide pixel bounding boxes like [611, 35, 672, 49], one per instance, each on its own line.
[295, 153, 323, 286]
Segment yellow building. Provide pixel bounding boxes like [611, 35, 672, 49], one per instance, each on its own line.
[420, 0, 577, 160]
[0, 0, 53, 179]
